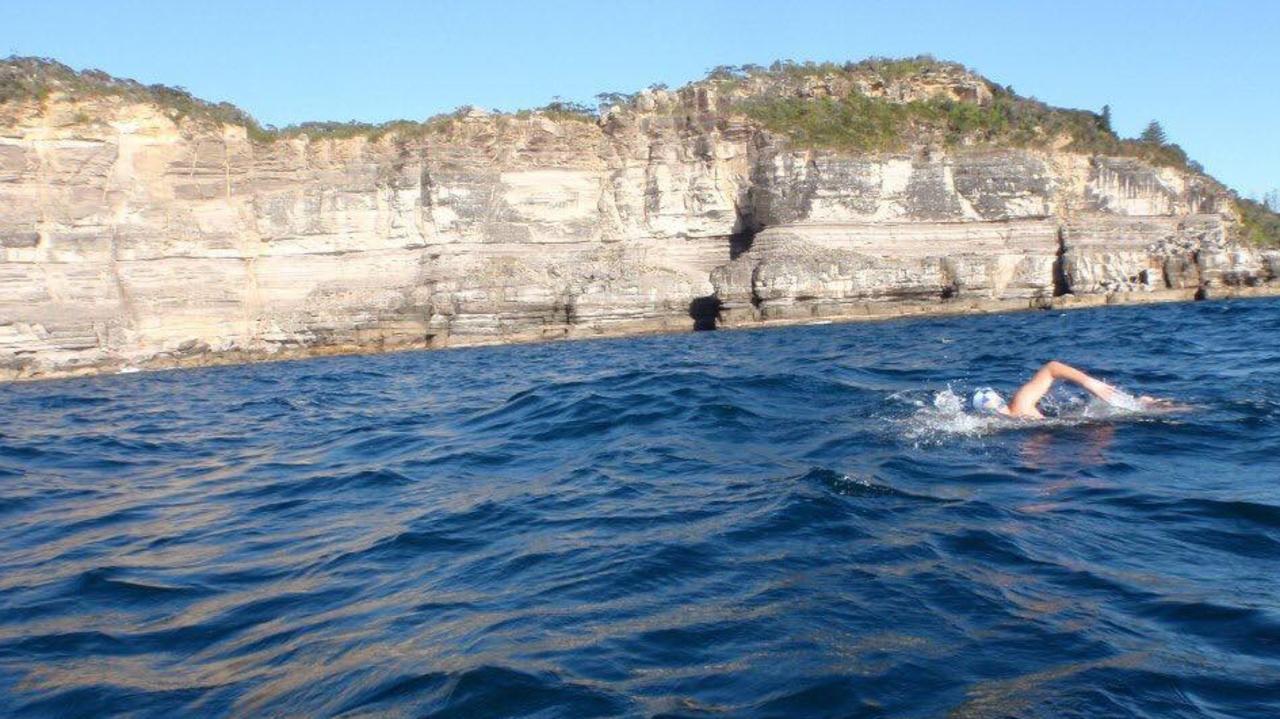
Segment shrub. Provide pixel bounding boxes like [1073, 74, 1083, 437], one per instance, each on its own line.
[737, 90, 1109, 154]
[1237, 197, 1280, 247]
[275, 109, 467, 142]
[728, 60, 1208, 176]
[534, 98, 596, 123]
[1, 55, 269, 136]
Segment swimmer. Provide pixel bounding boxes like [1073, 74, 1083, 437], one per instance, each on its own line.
[972, 360, 1169, 419]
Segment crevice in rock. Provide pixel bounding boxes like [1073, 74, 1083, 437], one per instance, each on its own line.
[1052, 225, 1071, 297]
[688, 295, 721, 331]
[729, 229, 755, 260]
[749, 264, 765, 313]
[418, 157, 432, 199]
[939, 257, 960, 300]
[1192, 249, 1208, 300]
[729, 193, 759, 260]
[558, 292, 578, 325]
[108, 227, 139, 333]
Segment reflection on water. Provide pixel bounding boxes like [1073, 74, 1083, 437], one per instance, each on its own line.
[1020, 422, 1116, 469]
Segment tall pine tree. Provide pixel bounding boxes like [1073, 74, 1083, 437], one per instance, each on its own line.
[1140, 120, 1167, 145]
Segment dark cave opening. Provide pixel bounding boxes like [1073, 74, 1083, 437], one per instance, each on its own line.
[1052, 227, 1071, 297]
[688, 295, 723, 331]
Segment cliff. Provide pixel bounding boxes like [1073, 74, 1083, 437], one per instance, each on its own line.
[1, 57, 1277, 379]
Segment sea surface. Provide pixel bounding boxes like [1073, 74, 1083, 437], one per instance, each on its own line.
[2, 298, 1279, 718]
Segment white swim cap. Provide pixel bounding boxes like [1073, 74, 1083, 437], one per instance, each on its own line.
[971, 388, 1006, 415]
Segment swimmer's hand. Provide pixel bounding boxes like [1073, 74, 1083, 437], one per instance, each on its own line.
[1103, 391, 1187, 413]
[1137, 395, 1191, 412]
[1104, 390, 1146, 412]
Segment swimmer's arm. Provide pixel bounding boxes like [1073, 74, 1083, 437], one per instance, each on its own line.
[1007, 361, 1117, 418]
[1047, 361, 1119, 403]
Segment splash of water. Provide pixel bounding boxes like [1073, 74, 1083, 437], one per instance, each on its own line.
[899, 385, 1168, 445]
[900, 387, 1005, 443]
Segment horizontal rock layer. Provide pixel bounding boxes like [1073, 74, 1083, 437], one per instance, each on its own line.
[1, 86, 1276, 380]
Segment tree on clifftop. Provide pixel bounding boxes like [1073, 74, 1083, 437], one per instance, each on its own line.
[1140, 120, 1168, 145]
[1100, 104, 1112, 132]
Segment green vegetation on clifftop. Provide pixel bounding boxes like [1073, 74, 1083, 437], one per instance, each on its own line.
[1237, 197, 1280, 247]
[0, 56, 272, 139]
[0, 56, 591, 142]
[720, 58, 1200, 173]
[2, 53, 1272, 240]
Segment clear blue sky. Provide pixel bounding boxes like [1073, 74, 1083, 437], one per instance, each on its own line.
[3, 0, 1277, 196]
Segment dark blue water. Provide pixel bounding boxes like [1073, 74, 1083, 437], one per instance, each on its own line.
[2, 299, 1280, 718]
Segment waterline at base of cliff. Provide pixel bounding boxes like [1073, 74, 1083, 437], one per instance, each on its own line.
[2, 298, 1279, 717]
[10, 285, 1280, 383]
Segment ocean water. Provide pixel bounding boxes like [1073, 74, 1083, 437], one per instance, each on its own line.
[2, 298, 1279, 719]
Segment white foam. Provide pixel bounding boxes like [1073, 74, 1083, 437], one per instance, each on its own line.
[896, 385, 1177, 446]
[1105, 390, 1146, 412]
[898, 387, 1007, 443]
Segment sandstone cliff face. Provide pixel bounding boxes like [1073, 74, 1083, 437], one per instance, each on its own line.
[1, 66, 1276, 379]
[0, 89, 749, 378]
[712, 144, 1274, 325]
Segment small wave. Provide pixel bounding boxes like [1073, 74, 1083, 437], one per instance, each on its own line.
[343, 665, 631, 718]
[71, 567, 212, 603]
[218, 467, 416, 501]
[804, 467, 943, 503]
[0, 493, 39, 517]
[230, 396, 299, 414]
[1185, 497, 1280, 530]
[364, 528, 483, 558]
[30, 394, 112, 410]
[1104, 493, 1280, 531]
[4, 629, 128, 657]
[336, 670, 451, 715]
[1142, 597, 1280, 659]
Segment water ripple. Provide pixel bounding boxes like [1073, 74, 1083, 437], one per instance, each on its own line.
[2, 298, 1280, 717]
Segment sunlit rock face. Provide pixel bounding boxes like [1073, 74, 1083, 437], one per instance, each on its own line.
[0, 75, 1273, 379]
[0, 91, 753, 378]
[714, 145, 1266, 325]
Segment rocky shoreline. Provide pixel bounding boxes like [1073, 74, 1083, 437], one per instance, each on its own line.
[12, 286, 1280, 383]
[2, 58, 1277, 381]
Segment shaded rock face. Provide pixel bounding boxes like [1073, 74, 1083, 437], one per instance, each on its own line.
[0, 90, 1274, 379]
